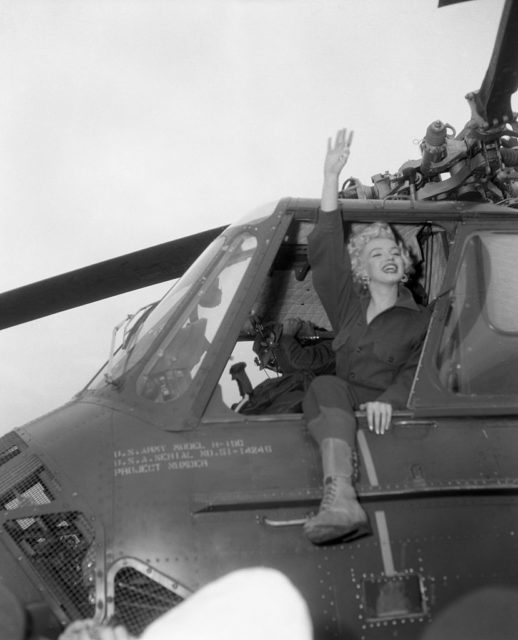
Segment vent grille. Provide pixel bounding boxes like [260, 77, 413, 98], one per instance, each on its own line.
[0, 444, 21, 466]
[4, 511, 96, 620]
[1, 466, 53, 509]
[0, 432, 25, 467]
[111, 567, 184, 637]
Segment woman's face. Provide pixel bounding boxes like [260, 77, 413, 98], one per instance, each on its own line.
[361, 237, 404, 285]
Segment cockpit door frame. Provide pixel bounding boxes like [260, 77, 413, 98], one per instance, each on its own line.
[183, 201, 295, 429]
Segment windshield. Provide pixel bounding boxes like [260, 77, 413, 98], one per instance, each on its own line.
[89, 234, 227, 388]
[436, 231, 518, 396]
[136, 232, 257, 402]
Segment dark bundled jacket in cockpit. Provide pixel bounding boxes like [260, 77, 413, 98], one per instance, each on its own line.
[275, 332, 335, 376]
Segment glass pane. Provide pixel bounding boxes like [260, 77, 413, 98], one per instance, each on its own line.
[115, 236, 227, 379]
[436, 232, 518, 396]
[136, 233, 257, 402]
[88, 236, 228, 389]
[482, 235, 518, 333]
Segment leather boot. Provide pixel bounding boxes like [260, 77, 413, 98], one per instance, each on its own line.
[304, 438, 369, 545]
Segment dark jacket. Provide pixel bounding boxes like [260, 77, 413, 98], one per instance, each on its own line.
[308, 210, 431, 408]
[276, 334, 335, 375]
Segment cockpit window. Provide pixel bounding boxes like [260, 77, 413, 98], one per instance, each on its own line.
[122, 236, 227, 374]
[482, 234, 518, 333]
[205, 218, 446, 417]
[436, 231, 518, 395]
[136, 233, 257, 403]
[89, 236, 227, 389]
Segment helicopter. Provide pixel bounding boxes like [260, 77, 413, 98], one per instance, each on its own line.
[1, 0, 518, 638]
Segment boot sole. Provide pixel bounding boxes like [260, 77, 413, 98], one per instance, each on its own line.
[305, 520, 371, 545]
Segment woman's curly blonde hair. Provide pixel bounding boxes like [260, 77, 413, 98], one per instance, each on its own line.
[348, 222, 413, 284]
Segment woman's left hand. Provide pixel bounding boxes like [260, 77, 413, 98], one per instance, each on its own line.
[324, 128, 354, 178]
[359, 401, 392, 435]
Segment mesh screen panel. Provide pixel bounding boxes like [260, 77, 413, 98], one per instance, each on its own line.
[4, 511, 96, 620]
[111, 567, 184, 637]
[3, 473, 52, 509]
[2, 468, 53, 531]
[253, 268, 330, 329]
[0, 444, 21, 466]
[0, 432, 24, 467]
[0, 435, 96, 623]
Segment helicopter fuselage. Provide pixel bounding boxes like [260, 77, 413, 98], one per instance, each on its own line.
[2, 197, 518, 639]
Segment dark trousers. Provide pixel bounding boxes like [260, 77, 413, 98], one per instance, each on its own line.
[302, 375, 379, 447]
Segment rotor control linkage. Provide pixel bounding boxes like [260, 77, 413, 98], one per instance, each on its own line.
[420, 120, 453, 175]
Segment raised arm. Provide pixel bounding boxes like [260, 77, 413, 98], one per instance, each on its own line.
[308, 128, 357, 331]
[321, 128, 354, 212]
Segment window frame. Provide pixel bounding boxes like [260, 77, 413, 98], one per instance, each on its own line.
[409, 220, 518, 417]
[205, 212, 452, 421]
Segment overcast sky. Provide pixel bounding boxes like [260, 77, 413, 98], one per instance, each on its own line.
[0, 0, 509, 431]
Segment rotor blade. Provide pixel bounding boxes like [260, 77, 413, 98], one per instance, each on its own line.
[0, 225, 227, 330]
[474, 0, 518, 125]
[438, 1, 473, 6]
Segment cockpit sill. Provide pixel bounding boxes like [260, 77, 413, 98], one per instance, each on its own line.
[78, 372, 518, 428]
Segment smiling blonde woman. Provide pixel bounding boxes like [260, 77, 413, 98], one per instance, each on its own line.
[302, 128, 431, 545]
